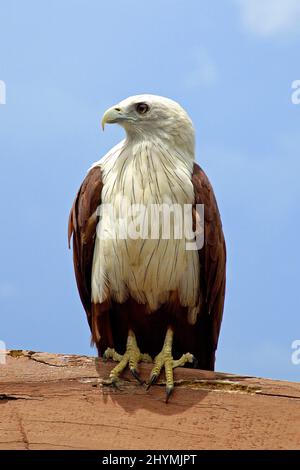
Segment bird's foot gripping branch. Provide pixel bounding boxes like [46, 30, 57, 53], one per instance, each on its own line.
[102, 330, 152, 388]
[146, 328, 195, 403]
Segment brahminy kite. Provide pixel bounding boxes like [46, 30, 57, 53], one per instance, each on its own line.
[68, 94, 226, 402]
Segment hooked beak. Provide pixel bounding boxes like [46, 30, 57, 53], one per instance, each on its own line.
[101, 106, 127, 131]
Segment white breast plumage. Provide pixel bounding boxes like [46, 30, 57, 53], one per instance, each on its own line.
[91, 138, 200, 323]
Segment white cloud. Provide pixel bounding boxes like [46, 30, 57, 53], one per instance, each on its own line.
[235, 0, 300, 36]
[185, 47, 217, 88]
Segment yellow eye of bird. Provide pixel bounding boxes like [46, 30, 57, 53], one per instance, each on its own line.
[135, 102, 149, 114]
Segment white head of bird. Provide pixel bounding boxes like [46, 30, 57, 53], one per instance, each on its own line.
[101, 94, 195, 163]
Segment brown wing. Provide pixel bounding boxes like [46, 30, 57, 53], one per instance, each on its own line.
[192, 162, 226, 365]
[68, 166, 103, 329]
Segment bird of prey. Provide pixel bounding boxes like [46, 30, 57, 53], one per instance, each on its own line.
[68, 94, 226, 402]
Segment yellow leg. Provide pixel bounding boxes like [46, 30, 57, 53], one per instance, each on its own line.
[103, 329, 152, 388]
[147, 328, 194, 402]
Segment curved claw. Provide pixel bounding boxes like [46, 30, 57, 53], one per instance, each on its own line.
[130, 367, 144, 385]
[102, 377, 122, 391]
[165, 385, 174, 404]
[191, 355, 198, 369]
[112, 379, 122, 391]
[102, 333, 149, 387]
[146, 374, 158, 391]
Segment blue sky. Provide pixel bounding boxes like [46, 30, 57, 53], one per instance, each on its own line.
[1, 0, 300, 381]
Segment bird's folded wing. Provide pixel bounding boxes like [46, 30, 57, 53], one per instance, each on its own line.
[68, 165, 103, 327]
[192, 163, 226, 350]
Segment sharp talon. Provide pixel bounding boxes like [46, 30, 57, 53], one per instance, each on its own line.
[102, 378, 115, 388]
[191, 356, 198, 368]
[102, 333, 150, 387]
[130, 368, 144, 385]
[165, 385, 174, 403]
[102, 376, 123, 390]
[146, 329, 193, 403]
[111, 379, 122, 391]
[146, 374, 158, 391]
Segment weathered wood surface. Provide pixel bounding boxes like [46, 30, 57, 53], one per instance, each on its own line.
[0, 350, 299, 450]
